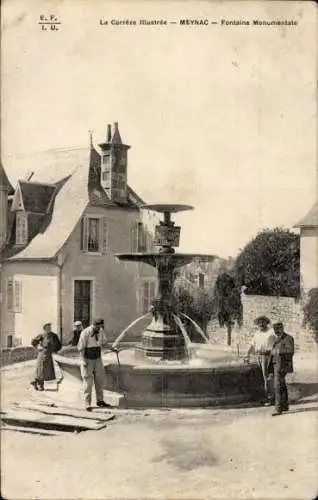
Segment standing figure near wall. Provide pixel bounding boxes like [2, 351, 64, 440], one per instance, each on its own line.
[246, 316, 277, 405]
[270, 322, 295, 416]
[30, 323, 61, 391]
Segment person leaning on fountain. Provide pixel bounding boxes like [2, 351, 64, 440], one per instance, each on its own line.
[67, 320, 83, 346]
[77, 318, 111, 411]
[245, 316, 277, 406]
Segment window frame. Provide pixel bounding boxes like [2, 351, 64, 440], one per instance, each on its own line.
[87, 217, 100, 253]
[81, 215, 108, 255]
[6, 278, 22, 313]
[15, 211, 28, 246]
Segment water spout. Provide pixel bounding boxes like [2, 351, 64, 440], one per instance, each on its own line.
[180, 313, 209, 343]
[172, 314, 192, 360]
[112, 313, 151, 349]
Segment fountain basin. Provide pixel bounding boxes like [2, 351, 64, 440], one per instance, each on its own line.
[54, 345, 264, 408]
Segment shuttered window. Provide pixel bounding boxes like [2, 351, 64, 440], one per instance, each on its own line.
[15, 211, 28, 246]
[131, 222, 138, 252]
[88, 218, 99, 252]
[7, 279, 13, 311]
[81, 216, 108, 254]
[7, 279, 22, 312]
[131, 221, 147, 252]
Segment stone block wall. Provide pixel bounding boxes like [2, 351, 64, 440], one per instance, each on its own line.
[207, 294, 317, 353]
[0, 346, 37, 366]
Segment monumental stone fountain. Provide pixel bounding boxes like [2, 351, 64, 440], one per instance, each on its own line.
[54, 204, 264, 408]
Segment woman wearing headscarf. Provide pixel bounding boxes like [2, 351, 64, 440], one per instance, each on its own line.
[30, 322, 61, 391]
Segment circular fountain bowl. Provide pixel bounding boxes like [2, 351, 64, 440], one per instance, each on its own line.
[54, 344, 264, 409]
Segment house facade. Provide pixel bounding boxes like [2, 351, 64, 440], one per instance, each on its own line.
[0, 124, 158, 347]
[294, 201, 318, 294]
[175, 257, 233, 293]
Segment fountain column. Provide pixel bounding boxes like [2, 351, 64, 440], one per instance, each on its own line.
[135, 207, 187, 360]
[115, 203, 215, 361]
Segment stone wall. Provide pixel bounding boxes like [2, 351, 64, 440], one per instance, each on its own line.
[207, 294, 317, 353]
[0, 346, 37, 366]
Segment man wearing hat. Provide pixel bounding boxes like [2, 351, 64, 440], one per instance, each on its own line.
[67, 321, 83, 346]
[246, 316, 277, 405]
[270, 322, 294, 416]
[77, 318, 110, 411]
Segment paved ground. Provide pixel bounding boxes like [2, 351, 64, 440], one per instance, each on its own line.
[1, 353, 318, 500]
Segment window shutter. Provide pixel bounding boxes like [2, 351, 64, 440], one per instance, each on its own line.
[81, 217, 88, 252]
[131, 222, 138, 252]
[14, 280, 22, 313]
[138, 223, 147, 252]
[7, 279, 14, 312]
[15, 212, 28, 246]
[146, 229, 152, 252]
[101, 217, 108, 254]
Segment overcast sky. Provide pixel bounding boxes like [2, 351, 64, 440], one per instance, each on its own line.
[2, 0, 317, 258]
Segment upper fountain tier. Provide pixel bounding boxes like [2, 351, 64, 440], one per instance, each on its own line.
[115, 203, 216, 268]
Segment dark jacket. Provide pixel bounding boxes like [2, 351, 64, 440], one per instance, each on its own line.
[67, 329, 82, 346]
[32, 332, 61, 381]
[269, 333, 294, 374]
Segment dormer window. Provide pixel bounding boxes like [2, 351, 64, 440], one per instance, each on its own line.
[15, 211, 28, 246]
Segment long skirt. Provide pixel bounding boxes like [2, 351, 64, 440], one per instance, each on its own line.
[35, 351, 56, 381]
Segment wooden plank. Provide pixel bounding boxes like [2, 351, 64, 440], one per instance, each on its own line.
[14, 402, 115, 423]
[1, 423, 62, 436]
[1, 409, 107, 432]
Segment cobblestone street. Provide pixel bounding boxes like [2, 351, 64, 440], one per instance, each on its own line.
[1, 353, 317, 500]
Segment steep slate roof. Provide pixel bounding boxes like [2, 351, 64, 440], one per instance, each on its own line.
[19, 180, 56, 213]
[4, 144, 144, 261]
[294, 202, 318, 228]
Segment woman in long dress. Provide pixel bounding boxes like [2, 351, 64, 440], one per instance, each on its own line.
[30, 323, 61, 391]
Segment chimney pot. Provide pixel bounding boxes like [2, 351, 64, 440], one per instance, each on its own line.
[107, 124, 112, 142]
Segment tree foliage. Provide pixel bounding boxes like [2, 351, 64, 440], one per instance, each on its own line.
[215, 272, 243, 330]
[174, 286, 215, 341]
[235, 228, 300, 297]
[303, 288, 318, 343]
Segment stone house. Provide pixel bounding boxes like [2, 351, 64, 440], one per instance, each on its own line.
[294, 201, 318, 294]
[175, 257, 233, 293]
[0, 123, 158, 348]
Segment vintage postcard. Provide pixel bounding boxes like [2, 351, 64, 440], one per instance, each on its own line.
[1, 1, 317, 499]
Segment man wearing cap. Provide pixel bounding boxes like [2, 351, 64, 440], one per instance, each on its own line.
[246, 316, 277, 405]
[270, 322, 294, 416]
[67, 321, 83, 346]
[77, 318, 110, 411]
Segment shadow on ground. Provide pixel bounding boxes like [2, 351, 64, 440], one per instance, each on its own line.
[287, 406, 318, 415]
[152, 438, 218, 471]
[289, 382, 318, 404]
